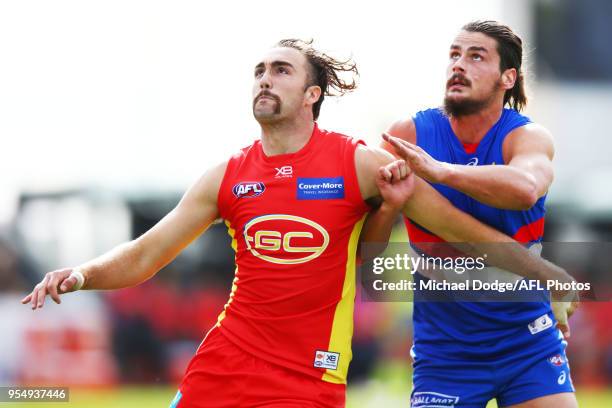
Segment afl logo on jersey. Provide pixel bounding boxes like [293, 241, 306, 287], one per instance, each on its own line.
[548, 354, 566, 367]
[233, 182, 265, 198]
[243, 214, 330, 264]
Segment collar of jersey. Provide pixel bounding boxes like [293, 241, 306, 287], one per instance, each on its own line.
[443, 108, 506, 156]
[256, 122, 321, 164]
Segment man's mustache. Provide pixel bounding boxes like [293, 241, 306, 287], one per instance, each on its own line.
[447, 73, 471, 88]
[254, 91, 281, 105]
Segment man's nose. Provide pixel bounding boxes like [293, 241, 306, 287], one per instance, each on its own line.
[451, 56, 466, 73]
[259, 69, 272, 89]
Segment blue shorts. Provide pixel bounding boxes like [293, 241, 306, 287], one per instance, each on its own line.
[411, 341, 574, 408]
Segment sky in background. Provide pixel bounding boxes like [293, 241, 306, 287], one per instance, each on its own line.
[1, 1, 511, 221]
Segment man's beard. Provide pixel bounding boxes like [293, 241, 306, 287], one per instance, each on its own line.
[443, 95, 492, 117]
[253, 91, 282, 121]
[443, 76, 501, 117]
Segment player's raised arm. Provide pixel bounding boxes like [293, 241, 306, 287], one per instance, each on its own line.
[356, 144, 415, 259]
[383, 121, 554, 210]
[21, 160, 228, 310]
[401, 170, 578, 336]
[355, 144, 575, 296]
[402, 175, 575, 290]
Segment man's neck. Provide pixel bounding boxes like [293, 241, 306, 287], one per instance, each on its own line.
[449, 102, 504, 144]
[260, 116, 315, 156]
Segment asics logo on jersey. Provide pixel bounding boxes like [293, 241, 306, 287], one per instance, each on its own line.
[558, 370, 567, 385]
[233, 182, 265, 198]
[467, 157, 479, 166]
[275, 165, 293, 178]
[243, 214, 329, 264]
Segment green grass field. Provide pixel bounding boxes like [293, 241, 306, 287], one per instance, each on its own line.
[3, 362, 611, 407]
[0, 382, 612, 408]
[5, 383, 611, 407]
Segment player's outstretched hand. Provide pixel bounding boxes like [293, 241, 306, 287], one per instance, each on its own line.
[382, 133, 451, 184]
[376, 159, 415, 211]
[551, 297, 579, 339]
[21, 268, 83, 310]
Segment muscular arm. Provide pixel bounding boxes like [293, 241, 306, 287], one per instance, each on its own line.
[356, 146, 411, 258]
[82, 161, 226, 289]
[356, 122, 423, 252]
[402, 177, 570, 285]
[355, 144, 574, 290]
[22, 160, 227, 308]
[358, 163, 413, 259]
[359, 201, 398, 256]
[384, 119, 555, 210]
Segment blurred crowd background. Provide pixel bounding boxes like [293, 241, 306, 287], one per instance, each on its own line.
[1, 0, 611, 405]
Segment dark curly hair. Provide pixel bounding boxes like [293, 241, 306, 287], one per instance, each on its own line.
[276, 39, 359, 120]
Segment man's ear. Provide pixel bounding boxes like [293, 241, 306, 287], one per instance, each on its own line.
[501, 68, 517, 90]
[305, 85, 322, 105]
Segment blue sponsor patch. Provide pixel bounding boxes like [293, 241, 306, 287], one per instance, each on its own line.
[297, 177, 344, 200]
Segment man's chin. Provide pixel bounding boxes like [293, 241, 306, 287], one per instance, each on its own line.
[444, 94, 481, 116]
[445, 91, 469, 102]
[253, 111, 282, 123]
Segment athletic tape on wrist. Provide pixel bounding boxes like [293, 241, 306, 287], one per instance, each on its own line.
[69, 268, 85, 291]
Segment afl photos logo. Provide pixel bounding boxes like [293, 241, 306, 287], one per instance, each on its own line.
[243, 214, 330, 264]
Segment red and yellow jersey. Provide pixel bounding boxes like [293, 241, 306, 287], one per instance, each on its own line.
[215, 123, 369, 384]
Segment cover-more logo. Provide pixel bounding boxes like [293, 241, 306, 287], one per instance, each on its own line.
[243, 214, 329, 264]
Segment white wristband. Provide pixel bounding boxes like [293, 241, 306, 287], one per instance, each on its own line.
[69, 268, 86, 291]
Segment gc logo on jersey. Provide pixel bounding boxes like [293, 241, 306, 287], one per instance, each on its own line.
[243, 214, 329, 264]
[233, 182, 265, 198]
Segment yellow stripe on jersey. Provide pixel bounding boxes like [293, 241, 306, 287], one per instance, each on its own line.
[322, 214, 367, 384]
[216, 220, 239, 326]
[226, 219, 238, 252]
